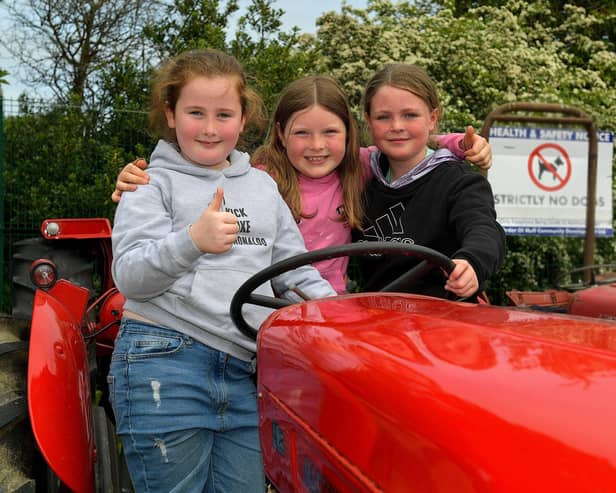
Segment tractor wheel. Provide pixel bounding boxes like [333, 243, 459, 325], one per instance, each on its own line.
[0, 316, 39, 492]
[94, 405, 121, 493]
[94, 405, 134, 492]
[6, 237, 98, 491]
[11, 237, 96, 320]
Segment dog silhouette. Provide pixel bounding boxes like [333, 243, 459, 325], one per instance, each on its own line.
[538, 156, 564, 180]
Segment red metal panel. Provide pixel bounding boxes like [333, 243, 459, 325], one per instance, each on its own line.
[569, 284, 616, 320]
[259, 388, 381, 493]
[94, 289, 125, 357]
[258, 293, 616, 492]
[28, 280, 95, 493]
[506, 289, 570, 308]
[40, 218, 112, 239]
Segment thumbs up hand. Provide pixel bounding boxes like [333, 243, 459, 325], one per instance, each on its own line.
[189, 188, 239, 254]
[461, 125, 493, 170]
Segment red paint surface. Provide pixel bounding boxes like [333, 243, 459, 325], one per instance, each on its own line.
[569, 283, 616, 319]
[28, 280, 95, 493]
[258, 293, 616, 492]
[94, 289, 125, 356]
[40, 218, 112, 239]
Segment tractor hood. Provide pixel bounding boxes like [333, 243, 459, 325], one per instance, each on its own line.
[257, 293, 616, 493]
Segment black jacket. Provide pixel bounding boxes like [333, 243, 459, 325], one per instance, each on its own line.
[352, 158, 506, 299]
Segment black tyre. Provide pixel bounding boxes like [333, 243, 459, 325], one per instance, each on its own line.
[11, 237, 96, 320]
[7, 237, 98, 491]
[93, 406, 120, 493]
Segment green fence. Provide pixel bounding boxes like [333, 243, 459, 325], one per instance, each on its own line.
[0, 96, 152, 313]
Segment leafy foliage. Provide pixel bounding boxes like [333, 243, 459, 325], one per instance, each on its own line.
[3, 103, 144, 228]
[143, 0, 239, 58]
[229, 0, 320, 145]
[316, 0, 616, 130]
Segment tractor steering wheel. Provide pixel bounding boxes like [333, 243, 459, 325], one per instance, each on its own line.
[230, 242, 455, 340]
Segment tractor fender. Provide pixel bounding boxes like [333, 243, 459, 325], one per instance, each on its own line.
[28, 280, 95, 493]
[569, 283, 616, 319]
[258, 293, 616, 492]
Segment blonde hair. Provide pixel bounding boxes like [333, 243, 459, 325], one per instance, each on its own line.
[252, 76, 364, 229]
[149, 48, 265, 147]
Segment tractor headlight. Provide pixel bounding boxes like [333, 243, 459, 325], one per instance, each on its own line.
[30, 259, 58, 289]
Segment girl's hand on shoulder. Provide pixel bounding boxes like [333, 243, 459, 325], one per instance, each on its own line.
[190, 188, 239, 254]
[445, 259, 479, 298]
[111, 158, 151, 203]
[462, 126, 492, 170]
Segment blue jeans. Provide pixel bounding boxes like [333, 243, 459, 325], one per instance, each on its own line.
[107, 319, 265, 493]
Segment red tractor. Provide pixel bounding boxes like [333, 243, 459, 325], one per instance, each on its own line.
[5, 218, 129, 492]
[506, 264, 616, 319]
[229, 244, 616, 492]
[4, 219, 616, 492]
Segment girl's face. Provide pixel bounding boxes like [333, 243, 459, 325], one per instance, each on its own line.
[365, 85, 438, 171]
[277, 104, 347, 179]
[165, 75, 246, 169]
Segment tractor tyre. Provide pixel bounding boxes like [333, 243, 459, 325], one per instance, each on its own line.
[94, 405, 121, 493]
[6, 237, 97, 491]
[11, 237, 96, 320]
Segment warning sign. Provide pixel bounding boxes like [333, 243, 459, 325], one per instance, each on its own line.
[487, 127, 613, 237]
[528, 143, 571, 191]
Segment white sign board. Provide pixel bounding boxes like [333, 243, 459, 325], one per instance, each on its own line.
[487, 127, 613, 237]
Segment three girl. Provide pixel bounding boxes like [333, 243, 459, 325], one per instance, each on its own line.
[114, 74, 493, 295]
[109, 49, 336, 492]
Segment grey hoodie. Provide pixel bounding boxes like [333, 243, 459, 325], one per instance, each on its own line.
[112, 140, 336, 360]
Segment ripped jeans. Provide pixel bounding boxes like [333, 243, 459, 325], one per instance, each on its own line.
[107, 319, 265, 493]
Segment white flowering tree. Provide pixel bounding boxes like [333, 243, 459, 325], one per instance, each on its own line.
[315, 0, 615, 131]
[314, 0, 616, 302]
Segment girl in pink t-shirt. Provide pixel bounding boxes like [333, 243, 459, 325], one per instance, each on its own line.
[113, 76, 491, 293]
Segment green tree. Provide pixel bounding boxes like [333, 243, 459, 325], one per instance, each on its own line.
[442, 0, 616, 46]
[143, 0, 239, 59]
[4, 0, 159, 104]
[230, 0, 320, 133]
[316, 0, 616, 129]
[95, 56, 154, 158]
[3, 104, 123, 227]
[315, 0, 616, 303]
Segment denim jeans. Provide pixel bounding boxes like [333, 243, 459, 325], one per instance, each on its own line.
[107, 319, 265, 493]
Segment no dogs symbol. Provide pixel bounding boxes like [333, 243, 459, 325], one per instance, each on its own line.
[527, 143, 571, 191]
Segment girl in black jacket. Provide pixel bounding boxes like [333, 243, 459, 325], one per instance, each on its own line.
[353, 63, 505, 300]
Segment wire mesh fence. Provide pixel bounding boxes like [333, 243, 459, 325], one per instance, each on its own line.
[1, 96, 152, 313]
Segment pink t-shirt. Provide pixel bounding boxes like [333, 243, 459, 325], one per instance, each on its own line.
[297, 172, 349, 293]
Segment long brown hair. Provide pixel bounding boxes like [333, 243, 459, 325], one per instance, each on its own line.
[252, 76, 364, 229]
[149, 48, 265, 146]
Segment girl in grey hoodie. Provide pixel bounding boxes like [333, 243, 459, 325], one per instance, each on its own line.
[109, 49, 335, 493]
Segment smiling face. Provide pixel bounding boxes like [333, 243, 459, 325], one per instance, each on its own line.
[277, 104, 347, 179]
[165, 75, 246, 170]
[365, 85, 439, 174]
